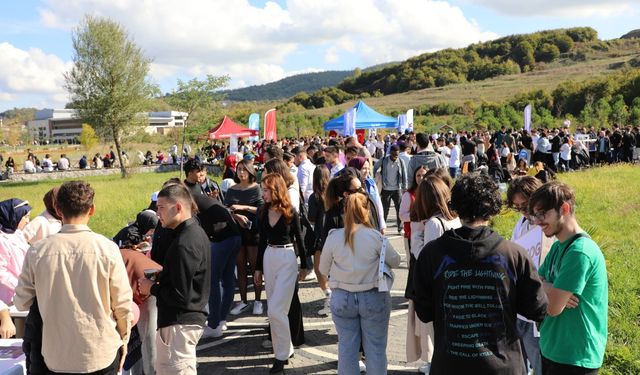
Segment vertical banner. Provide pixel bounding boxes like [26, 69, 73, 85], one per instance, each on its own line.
[406, 109, 414, 132]
[264, 109, 277, 141]
[248, 113, 260, 142]
[343, 107, 357, 137]
[397, 114, 407, 134]
[229, 135, 238, 154]
[524, 104, 532, 132]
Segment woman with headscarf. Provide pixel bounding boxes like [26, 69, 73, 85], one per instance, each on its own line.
[22, 187, 63, 245]
[223, 154, 237, 180]
[0, 198, 32, 304]
[113, 210, 159, 249]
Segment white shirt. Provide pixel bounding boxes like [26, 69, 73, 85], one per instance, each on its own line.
[410, 215, 461, 259]
[297, 159, 316, 203]
[330, 162, 344, 178]
[560, 143, 572, 161]
[449, 145, 461, 168]
[57, 157, 70, 170]
[22, 210, 62, 244]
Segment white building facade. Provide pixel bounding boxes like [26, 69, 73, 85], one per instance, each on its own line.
[27, 109, 188, 143]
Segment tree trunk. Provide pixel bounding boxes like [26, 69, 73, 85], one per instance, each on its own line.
[112, 127, 128, 178]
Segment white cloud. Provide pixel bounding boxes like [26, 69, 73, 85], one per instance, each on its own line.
[37, 0, 498, 89]
[465, 0, 634, 17]
[0, 42, 70, 107]
[324, 47, 340, 64]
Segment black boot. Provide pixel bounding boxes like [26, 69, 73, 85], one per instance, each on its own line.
[269, 358, 288, 374]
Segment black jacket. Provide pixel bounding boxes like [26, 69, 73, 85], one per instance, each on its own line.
[151, 218, 211, 328]
[413, 226, 547, 375]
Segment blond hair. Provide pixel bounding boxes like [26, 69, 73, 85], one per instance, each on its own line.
[343, 192, 374, 251]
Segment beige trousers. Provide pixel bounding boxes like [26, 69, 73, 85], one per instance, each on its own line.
[155, 324, 203, 375]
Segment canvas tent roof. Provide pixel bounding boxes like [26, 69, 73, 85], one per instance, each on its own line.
[208, 116, 258, 140]
[323, 100, 397, 131]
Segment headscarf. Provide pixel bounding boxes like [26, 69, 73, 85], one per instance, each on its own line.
[348, 156, 367, 171]
[0, 198, 32, 234]
[224, 154, 237, 171]
[43, 187, 62, 220]
[113, 209, 159, 248]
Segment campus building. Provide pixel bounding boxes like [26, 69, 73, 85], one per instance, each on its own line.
[26, 109, 188, 143]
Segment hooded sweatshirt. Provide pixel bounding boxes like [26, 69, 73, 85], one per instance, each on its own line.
[413, 226, 547, 375]
[407, 149, 448, 177]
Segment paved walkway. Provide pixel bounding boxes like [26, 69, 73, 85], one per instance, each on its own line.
[196, 215, 424, 374]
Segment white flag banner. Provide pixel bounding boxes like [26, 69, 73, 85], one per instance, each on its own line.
[229, 135, 238, 154]
[524, 104, 532, 132]
[397, 114, 408, 133]
[406, 109, 414, 132]
[344, 107, 357, 137]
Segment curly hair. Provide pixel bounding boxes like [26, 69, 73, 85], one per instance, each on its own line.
[450, 173, 502, 222]
[57, 181, 95, 218]
[260, 173, 293, 224]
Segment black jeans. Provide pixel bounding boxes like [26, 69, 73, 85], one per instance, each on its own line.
[541, 355, 599, 375]
[380, 189, 401, 229]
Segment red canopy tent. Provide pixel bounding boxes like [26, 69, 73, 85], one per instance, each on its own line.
[207, 116, 258, 140]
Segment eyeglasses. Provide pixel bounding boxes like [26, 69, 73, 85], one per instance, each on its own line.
[512, 204, 528, 214]
[348, 186, 365, 195]
[530, 209, 554, 223]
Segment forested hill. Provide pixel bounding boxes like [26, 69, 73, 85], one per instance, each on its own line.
[223, 70, 353, 101]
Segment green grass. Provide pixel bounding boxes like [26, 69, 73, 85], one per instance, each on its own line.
[0, 170, 181, 238]
[1, 164, 639, 373]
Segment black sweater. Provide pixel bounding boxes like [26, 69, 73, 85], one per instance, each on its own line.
[413, 226, 547, 375]
[151, 218, 211, 328]
[256, 209, 307, 271]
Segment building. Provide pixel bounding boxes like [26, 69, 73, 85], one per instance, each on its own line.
[26, 110, 188, 143]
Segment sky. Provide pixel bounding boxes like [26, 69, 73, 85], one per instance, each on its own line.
[0, 0, 639, 112]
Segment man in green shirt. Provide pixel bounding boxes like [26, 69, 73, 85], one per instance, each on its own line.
[528, 181, 608, 375]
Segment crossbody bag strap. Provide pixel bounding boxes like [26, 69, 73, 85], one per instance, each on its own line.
[378, 236, 388, 285]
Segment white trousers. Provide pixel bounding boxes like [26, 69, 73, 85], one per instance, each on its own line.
[264, 245, 298, 361]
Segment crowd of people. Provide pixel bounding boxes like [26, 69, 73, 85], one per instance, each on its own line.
[0, 124, 619, 375]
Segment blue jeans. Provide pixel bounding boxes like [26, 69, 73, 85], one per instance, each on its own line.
[517, 319, 542, 375]
[330, 288, 391, 375]
[208, 235, 242, 328]
[449, 167, 458, 179]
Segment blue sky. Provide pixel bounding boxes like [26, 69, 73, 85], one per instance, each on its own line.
[0, 0, 639, 112]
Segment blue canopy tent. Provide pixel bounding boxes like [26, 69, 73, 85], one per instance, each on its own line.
[323, 100, 398, 132]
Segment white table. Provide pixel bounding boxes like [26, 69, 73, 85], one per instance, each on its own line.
[0, 339, 25, 375]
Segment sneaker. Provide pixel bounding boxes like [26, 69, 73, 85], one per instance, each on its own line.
[230, 301, 249, 316]
[219, 321, 228, 331]
[303, 270, 317, 281]
[317, 296, 330, 316]
[253, 301, 264, 315]
[358, 360, 366, 373]
[202, 325, 223, 339]
[261, 339, 273, 349]
[419, 363, 431, 374]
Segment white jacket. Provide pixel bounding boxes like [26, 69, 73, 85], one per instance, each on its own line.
[320, 225, 400, 292]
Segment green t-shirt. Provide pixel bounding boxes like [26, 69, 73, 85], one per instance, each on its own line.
[538, 234, 608, 369]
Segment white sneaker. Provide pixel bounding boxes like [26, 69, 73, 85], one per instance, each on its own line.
[252, 301, 263, 315]
[303, 270, 317, 281]
[358, 360, 366, 373]
[229, 301, 249, 316]
[318, 296, 330, 316]
[261, 339, 273, 349]
[202, 325, 223, 339]
[219, 321, 228, 331]
[419, 363, 431, 374]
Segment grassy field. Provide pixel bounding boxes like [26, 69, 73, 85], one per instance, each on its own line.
[1, 164, 639, 373]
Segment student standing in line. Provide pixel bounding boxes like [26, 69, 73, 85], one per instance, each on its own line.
[319, 192, 401, 375]
[254, 174, 308, 374]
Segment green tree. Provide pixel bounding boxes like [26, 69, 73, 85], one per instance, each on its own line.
[535, 43, 560, 63]
[64, 16, 157, 177]
[79, 124, 99, 151]
[514, 40, 535, 70]
[165, 74, 230, 151]
[609, 94, 629, 125]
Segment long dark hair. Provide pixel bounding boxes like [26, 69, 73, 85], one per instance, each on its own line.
[312, 164, 330, 208]
[409, 165, 427, 193]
